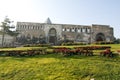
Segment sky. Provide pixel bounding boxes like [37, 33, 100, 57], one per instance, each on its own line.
[0, 0, 120, 38]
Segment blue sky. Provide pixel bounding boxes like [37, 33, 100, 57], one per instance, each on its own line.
[0, 0, 120, 38]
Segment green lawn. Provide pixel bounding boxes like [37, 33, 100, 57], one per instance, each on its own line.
[0, 44, 120, 80]
[0, 54, 120, 80]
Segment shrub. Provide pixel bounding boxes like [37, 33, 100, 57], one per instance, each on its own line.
[61, 42, 86, 46]
[23, 44, 51, 47]
[93, 41, 114, 45]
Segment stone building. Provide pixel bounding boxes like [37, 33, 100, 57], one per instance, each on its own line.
[16, 18, 114, 44]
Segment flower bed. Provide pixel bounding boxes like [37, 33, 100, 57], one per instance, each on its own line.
[74, 46, 111, 50]
[117, 50, 120, 55]
[53, 46, 111, 56]
[117, 50, 120, 52]
[53, 47, 93, 56]
[100, 48, 113, 57]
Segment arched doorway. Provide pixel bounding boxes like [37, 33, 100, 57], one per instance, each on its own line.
[38, 31, 46, 44]
[48, 28, 57, 44]
[96, 33, 105, 42]
[76, 34, 84, 42]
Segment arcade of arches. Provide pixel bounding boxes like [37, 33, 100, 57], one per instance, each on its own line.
[16, 20, 114, 45]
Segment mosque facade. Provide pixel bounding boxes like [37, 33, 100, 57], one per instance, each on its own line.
[16, 18, 114, 44]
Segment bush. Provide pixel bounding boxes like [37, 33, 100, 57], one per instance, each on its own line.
[61, 42, 86, 46]
[93, 41, 114, 45]
[23, 44, 51, 47]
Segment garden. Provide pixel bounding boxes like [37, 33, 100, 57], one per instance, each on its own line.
[0, 44, 120, 80]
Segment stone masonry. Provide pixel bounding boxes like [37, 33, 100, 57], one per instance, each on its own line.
[16, 18, 114, 44]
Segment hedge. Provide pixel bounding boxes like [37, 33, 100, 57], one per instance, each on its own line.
[61, 42, 86, 46]
[23, 44, 51, 47]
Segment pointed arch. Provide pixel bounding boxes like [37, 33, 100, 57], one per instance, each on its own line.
[96, 33, 105, 42]
[76, 34, 84, 42]
[48, 28, 57, 44]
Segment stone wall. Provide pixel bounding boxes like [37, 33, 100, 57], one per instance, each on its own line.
[62, 24, 91, 43]
[91, 24, 114, 42]
[16, 22, 114, 44]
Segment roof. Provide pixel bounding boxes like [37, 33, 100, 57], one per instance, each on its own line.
[45, 17, 52, 24]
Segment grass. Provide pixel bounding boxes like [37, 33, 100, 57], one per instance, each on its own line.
[0, 44, 120, 80]
[0, 54, 120, 80]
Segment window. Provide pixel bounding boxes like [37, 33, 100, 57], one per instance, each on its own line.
[28, 26, 30, 29]
[87, 28, 90, 33]
[33, 26, 35, 29]
[38, 26, 40, 30]
[24, 25, 26, 29]
[85, 28, 87, 33]
[81, 28, 82, 32]
[64, 28, 66, 31]
[35, 26, 37, 30]
[66, 28, 70, 32]
[75, 28, 77, 32]
[62, 28, 65, 31]
[77, 29, 80, 33]
[82, 28, 85, 33]
[69, 28, 72, 32]
[77, 28, 81, 33]
[29, 26, 32, 29]
[31, 26, 33, 29]
[17, 25, 19, 29]
[72, 28, 75, 32]
[22, 25, 24, 29]
[36, 26, 38, 30]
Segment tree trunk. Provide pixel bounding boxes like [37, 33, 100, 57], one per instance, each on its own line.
[1, 33, 5, 47]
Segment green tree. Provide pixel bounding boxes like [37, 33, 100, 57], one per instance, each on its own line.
[0, 16, 19, 47]
[114, 38, 120, 44]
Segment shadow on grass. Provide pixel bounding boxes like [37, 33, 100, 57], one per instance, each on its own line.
[0, 53, 93, 61]
[0, 53, 119, 62]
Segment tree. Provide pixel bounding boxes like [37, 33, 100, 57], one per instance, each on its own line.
[0, 16, 19, 47]
[114, 38, 120, 44]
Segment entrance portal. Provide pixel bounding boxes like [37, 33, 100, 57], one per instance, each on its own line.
[48, 28, 57, 44]
[96, 33, 105, 42]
